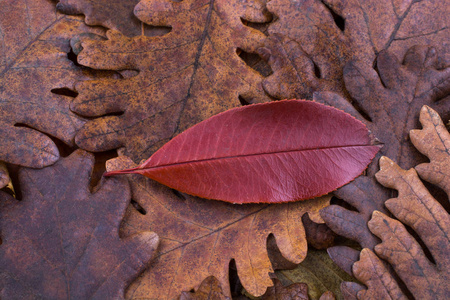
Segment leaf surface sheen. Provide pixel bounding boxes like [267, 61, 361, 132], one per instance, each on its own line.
[106, 100, 379, 203]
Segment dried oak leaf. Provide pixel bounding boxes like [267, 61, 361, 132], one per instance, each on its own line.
[0, 2, 114, 167]
[260, 0, 449, 100]
[72, 0, 271, 162]
[410, 106, 450, 195]
[107, 156, 331, 298]
[275, 248, 355, 300]
[316, 45, 449, 274]
[180, 276, 229, 300]
[350, 106, 450, 299]
[56, 0, 146, 37]
[0, 150, 159, 299]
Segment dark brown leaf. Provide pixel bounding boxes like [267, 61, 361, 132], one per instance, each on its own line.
[302, 214, 336, 250]
[0, 1, 115, 167]
[56, 0, 152, 37]
[71, 0, 271, 162]
[107, 155, 331, 298]
[261, 0, 449, 100]
[0, 150, 159, 299]
[319, 45, 449, 273]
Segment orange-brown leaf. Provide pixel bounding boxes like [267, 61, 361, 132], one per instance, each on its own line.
[72, 0, 271, 162]
[107, 156, 330, 298]
[180, 276, 229, 300]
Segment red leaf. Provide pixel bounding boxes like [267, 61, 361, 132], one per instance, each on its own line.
[104, 100, 379, 203]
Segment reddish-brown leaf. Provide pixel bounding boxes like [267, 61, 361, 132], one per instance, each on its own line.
[0, 0, 115, 168]
[71, 0, 271, 162]
[108, 155, 331, 298]
[0, 150, 159, 299]
[105, 100, 379, 204]
[260, 0, 449, 101]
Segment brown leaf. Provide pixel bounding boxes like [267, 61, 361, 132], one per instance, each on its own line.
[180, 276, 230, 300]
[302, 214, 336, 250]
[56, 0, 161, 37]
[275, 248, 355, 300]
[106, 156, 330, 298]
[0, 0, 58, 74]
[351, 106, 450, 299]
[261, 0, 449, 100]
[318, 45, 449, 273]
[0, 162, 9, 189]
[71, 0, 271, 162]
[411, 106, 450, 195]
[0, 150, 159, 299]
[262, 279, 309, 300]
[352, 248, 407, 300]
[0, 1, 115, 167]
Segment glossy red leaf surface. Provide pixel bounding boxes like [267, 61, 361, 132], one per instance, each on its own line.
[104, 100, 379, 203]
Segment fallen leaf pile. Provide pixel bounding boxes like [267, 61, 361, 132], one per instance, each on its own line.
[345, 106, 450, 299]
[0, 0, 448, 299]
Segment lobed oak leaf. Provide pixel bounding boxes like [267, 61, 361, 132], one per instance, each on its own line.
[317, 45, 449, 274]
[180, 276, 229, 300]
[105, 100, 379, 204]
[71, 0, 271, 162]
[107, 155, 331, 298]
[349, 106, 450, 299]
[56, 0, 143, 37]
[0, 150, 159, 299]
[410, 106, 450, 195]
[0, 0, 115, 168]
[261, 0, 449, 101]
[275, 248, 355, 300]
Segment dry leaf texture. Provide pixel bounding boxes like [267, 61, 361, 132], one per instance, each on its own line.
[72, 0, 271, 162]
[261, 0, 449, 100]
[317, 45, 449, 274]
[107, 156, 330, 298]
[276, 248, 355, 300]
[180, 276, 229, 300]
[56, 0, 143, 37]
[411, 106, 450, 195]
[0, 1, 115, 167]
[0, 150, 159, 299]
[351, 106, 450, 299]
[0, 162, 9, 189]
[105, 100, 379, 203]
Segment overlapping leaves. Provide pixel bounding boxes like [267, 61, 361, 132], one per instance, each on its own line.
[347, 106, 450, 299]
